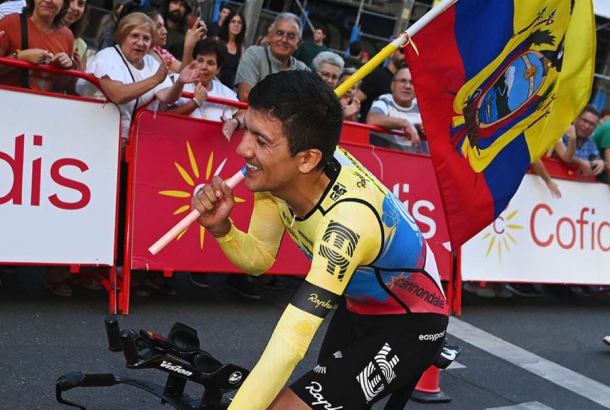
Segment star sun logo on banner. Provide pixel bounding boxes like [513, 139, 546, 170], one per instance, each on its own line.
[482, 209, 524, 262]
[158, 141, 245, 249]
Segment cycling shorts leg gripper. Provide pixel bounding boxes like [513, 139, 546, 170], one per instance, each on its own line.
[290, 312, 448, 410]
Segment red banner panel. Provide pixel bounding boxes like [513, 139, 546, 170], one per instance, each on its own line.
[130, 112, 451, 280]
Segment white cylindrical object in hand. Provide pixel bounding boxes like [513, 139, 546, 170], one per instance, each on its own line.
[148, 166, 246, 255]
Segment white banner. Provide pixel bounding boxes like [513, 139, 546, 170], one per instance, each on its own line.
[594, 0, 610, 20]
[0, 88, 121, 265]
[461, 175, 610, 285]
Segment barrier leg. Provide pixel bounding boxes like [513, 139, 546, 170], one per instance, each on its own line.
[108, 266, 117, 314]
[411, 367, 451, 403]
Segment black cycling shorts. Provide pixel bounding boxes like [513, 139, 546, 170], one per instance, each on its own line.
[290, 299, 448, 410]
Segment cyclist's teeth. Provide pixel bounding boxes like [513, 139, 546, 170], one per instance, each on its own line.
[247, 164, 260, 171]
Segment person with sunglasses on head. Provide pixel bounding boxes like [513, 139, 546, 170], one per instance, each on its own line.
[234, 12, 307, 102]
[355, 47, 406, 123]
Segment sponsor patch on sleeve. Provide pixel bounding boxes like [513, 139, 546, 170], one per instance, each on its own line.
[291, 281, 340, 318]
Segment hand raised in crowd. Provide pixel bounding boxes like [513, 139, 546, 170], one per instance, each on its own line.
[221, 115, 239, 141]
[50, 52, 74, 69]
[546, 180, 562, 199]
[186, 18, 207, 47]
[342, 97, 360, 119]
[18, 49, 53, 65]
[153, 56, 170, 84]
[566, 124, 577, 140]
[194, 81, 208, 104]
[192, 175, 235, 238]
[177, 60, 202, 84]
[403, 119, 420, 147]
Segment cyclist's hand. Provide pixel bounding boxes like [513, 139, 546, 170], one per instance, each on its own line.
[192, 175, 235, 237]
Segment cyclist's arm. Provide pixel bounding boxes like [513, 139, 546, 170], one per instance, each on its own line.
[216, 192, 285, 275]
[228, 202, 382, 410]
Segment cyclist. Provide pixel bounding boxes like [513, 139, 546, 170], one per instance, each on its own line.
[192, 70, 449, 410]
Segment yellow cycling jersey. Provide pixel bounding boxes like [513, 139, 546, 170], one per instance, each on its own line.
[218, 147, 447, 410]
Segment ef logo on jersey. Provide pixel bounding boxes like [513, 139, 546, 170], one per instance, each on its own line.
[318, 221, 360, 281]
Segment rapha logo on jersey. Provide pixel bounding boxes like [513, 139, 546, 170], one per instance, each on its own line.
[419, 330, 445, 342]
[308, 293, 334, 310]
[228, 371, 243, 384]
[160, 361, 193, 376]
[330, 183, 347, 201]
[356, 343, 399, 403]
[318, 221, 360, 281]
[305, 381, 343, 410]
[313, 365, 327, 374]
[333, 351, 342, 359]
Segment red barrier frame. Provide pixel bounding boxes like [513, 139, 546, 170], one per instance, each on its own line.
[0, 58, 120, 313]
[117, 97, 451, 314]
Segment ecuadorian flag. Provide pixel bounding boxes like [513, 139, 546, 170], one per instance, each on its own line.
[405, 0, 595, 249]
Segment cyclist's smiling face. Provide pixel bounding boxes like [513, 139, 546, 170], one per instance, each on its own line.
[237, 109, 302, 196]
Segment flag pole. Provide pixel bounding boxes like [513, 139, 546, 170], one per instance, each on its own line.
[334, 0, 457, 98]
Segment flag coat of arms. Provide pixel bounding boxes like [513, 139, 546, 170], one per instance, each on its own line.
[406, 0, 595, 249]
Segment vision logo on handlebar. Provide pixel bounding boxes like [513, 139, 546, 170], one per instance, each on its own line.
[160, 361, 194, 376]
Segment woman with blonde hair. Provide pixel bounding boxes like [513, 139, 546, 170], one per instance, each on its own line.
[77, 12, 201, 139]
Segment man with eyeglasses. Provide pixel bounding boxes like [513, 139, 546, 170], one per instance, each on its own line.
[235, 12, 307, 102]
[554, 105, 604, 177]
[355, 47, 406, 123]
[294, 27, 328, 68]
[366, 67, 426, 154]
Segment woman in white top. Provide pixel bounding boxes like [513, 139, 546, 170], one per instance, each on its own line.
[76, 12, 201, 139]
[164, 38, 244, 140]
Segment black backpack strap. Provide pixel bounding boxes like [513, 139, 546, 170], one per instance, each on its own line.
[113, 45, 139, 120]
[19, 12, 29, 89]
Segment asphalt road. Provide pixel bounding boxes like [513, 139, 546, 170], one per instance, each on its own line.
[1, 268, 609, 410]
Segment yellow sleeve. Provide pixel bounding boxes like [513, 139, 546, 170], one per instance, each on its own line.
[227, 304, 322, 410]
[227, 202, 382, 410]
[216, 192, 285, 275]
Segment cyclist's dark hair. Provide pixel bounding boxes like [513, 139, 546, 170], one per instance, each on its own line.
[248, 70, 343, 170]
[192, 38, 228, 69]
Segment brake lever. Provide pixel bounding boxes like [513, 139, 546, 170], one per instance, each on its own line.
[56, 372, 87, 410]
[56, 372, 118, 409]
